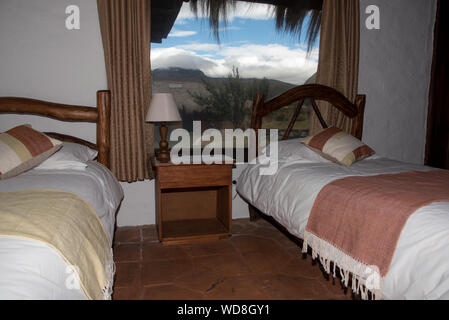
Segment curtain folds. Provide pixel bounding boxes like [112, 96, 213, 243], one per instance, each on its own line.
[309, 0, 360, 136]
[97, 0, 154, 182]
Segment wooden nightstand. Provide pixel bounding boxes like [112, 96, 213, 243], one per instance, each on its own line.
[153, 160, 233, 245]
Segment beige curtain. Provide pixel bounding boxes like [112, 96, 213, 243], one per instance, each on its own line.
[97, 0, 154, 182]
[309, 0, 360, 135]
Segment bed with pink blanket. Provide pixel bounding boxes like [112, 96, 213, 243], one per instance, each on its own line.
[237, 84, 449, 300]
[237, 140, 449, 300]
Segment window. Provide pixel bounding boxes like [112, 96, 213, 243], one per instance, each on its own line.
[151, 1, 320, 145]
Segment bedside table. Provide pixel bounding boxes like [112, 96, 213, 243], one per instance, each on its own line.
[153, 160, 233, 245]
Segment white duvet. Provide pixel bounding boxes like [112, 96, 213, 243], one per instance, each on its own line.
[237, 144, 449, 300]
[0, 161, 123, 300]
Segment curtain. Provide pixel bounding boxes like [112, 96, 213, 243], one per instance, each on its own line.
[97, 0, 154, 182]
[309, 0, 360, 136]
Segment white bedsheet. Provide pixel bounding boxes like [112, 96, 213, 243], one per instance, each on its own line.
[237, 157, 449, 300]
[0, 161, 123, 300]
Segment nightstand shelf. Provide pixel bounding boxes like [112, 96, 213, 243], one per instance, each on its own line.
[162, 218, 229, 241]
[153, 161, 233, 245]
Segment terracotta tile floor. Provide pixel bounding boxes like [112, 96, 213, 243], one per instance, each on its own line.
[112, 218, 352, 300]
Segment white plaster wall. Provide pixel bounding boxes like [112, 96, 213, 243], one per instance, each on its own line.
[0, 0, 106, 142]
[0, 0, 157, 227]
[0, 0, 437, 226]
[121, 1, 439, 225]
[123, 0, 439, 226]
[117, 164, 250, 226]
[359, 0, 437, 164]
[232, 164, 252, 219]
[0, 0, 249, 226]
[117, 181, 155, 226]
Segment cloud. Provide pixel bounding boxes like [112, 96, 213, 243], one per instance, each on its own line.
[217, 26, 241, 32]
[168, 29, 197, 37]
[177, 2, 275, 22]
[151, 47, 227, 74]
[178, 43, 221, 52]
[151, 43, 317, 85]
[296, 44, 320, 62]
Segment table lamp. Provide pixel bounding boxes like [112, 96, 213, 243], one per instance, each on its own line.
[145, 93, 182, 162]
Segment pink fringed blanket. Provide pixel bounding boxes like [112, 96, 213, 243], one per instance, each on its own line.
[303, 170, 449, 299]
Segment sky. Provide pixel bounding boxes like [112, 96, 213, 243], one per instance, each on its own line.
[151, 2, 319, 85]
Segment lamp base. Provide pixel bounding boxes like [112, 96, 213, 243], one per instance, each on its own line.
[156, 150, 171, 163]
[157, 122, 171, 163]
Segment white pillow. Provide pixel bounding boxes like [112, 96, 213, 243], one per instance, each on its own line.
[62, 142, 98, 162]
[35, 142, 98, 170]
[260, 139, 331, 163]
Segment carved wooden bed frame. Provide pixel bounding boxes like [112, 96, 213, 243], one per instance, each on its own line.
[247, 84, 368, 298]
[248, 84, 366, 221]
[0, 91, 111, 169]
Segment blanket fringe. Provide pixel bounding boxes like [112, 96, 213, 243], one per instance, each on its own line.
[302, 231, 383, 300]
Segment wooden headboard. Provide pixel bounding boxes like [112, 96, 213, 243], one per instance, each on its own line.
[0, 90, 111, 168]
[251, 84, 366, 141]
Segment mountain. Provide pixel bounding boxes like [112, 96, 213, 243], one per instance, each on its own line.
[152, 67, 298, 112]
[305, 73, 316, 84]
[152, 68, 208, 82]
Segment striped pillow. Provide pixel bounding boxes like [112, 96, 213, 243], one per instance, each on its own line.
[302, 127, 375, 166]
[0, 125, 62, 179]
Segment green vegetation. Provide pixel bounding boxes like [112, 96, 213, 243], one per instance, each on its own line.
[187, 67, 268, 128]
[180, 67, 310, 138]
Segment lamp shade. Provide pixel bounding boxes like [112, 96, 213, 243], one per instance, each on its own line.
[145, 93, 182, 122]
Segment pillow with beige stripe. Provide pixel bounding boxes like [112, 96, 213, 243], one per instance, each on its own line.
[0, 125, 62, 179]
[302, 127, 375, 166]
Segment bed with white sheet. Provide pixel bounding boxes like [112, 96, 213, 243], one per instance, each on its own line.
[237, 84, 449, 300]
[0, 151, 123, 299]
[237, 140, 449, 299]
[0, 91, 123, 300]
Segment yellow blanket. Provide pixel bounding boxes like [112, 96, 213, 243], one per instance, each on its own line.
[0, 190, 114, 300]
